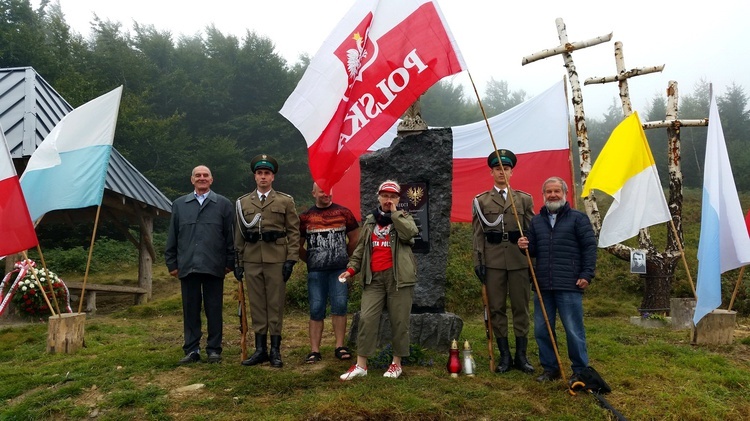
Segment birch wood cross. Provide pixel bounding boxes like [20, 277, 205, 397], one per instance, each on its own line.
[584, 41, 664, 116]
[522, 17, 612, 228]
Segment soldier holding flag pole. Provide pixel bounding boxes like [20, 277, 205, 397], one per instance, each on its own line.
[472, 149, 535, 375]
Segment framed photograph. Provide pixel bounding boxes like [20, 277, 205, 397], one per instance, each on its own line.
[630, 250, 647, 274]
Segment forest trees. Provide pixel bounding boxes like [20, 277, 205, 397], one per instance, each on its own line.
[4, 0, 748, 201]
[1, 0, 748, 210]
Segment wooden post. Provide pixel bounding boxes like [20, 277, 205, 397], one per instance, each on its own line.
[47, 312, 86, 354]
[670, 297, 696, 330]
[137, 212, 154, 303]
[692, 310, 736, 345]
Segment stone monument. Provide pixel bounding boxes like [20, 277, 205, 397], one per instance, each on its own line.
[347, 127, 463, 352]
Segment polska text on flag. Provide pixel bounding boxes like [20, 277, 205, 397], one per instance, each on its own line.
[20, 86, 123, 222]
[693, 90, 750, 325]
[331, 80, 572, 222]
[0, 126, 38, 257]
[280, 0, 465, 192]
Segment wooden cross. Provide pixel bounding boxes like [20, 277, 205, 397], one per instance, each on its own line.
[522, 17, 612, 226]
[584, 40, 666, 251]
[584, 41, 664, 116]
[587, 43, 708, 298]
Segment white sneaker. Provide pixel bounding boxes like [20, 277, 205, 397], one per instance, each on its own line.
[383, 363, 402, 379]
[340, 364, 368, 381]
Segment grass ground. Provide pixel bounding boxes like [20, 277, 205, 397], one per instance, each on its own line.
[2, 190, 749, 419]
[1, 264, 749, 420]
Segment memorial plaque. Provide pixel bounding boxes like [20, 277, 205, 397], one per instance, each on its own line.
[397, 182, 429, 253]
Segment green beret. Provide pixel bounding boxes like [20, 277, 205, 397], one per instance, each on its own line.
[250, 154, 278, 174]
[487, 149, 517, 169]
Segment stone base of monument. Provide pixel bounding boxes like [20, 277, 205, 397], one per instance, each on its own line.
[692, 309, 736, 345]
[348, 312, 463, 353]
[670, 298, 696, 330]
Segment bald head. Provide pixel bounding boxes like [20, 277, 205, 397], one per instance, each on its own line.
[312, 182, 333, 208]
[191, 165, 213, 194]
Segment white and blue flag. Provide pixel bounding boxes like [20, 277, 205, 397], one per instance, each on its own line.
[20, 86, 122, 222]
[694, 88, 750, 325]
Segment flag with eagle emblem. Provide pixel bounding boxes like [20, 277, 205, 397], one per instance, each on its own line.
[280, 0, 465, 192]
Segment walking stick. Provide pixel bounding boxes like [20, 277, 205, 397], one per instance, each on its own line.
[238, 279, 248, 361]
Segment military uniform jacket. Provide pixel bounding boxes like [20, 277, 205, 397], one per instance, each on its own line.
[472, 187, 534, 270]
[234, 189, 300, 265]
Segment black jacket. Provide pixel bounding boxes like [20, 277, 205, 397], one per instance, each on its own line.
[165, 190, 235, 279]
[526, 202, 597, 292]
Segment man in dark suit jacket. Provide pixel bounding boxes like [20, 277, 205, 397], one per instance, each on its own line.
[234, 154, 300, 368]
[472, 149, 535, 374]
[165, 165, 234, 365]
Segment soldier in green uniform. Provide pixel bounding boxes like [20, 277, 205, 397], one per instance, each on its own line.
[234, 154, 300, 368]
[472, 149, 535, 374]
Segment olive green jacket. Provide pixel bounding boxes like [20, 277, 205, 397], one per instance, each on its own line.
[234, 189, 300, 265]
[347, 210, 418, 289]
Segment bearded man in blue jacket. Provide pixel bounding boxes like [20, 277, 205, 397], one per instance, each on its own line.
[517, 176, 597, 385]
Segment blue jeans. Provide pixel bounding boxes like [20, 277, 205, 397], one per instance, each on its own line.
[308, 269, 349, 321]
[533, 290, 589, 374]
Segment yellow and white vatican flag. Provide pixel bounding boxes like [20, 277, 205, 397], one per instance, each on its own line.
[581, 112, 670, 247]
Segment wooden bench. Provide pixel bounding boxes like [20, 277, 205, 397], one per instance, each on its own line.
[66, 282, 148, 314]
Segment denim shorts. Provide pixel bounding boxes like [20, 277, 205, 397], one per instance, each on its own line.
[308, 269, 349, 320]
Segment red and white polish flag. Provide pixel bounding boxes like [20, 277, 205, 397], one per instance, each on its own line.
[280, 0, 466, 192]
[331, 80, 574, 222]
[0, 127, 39, 257]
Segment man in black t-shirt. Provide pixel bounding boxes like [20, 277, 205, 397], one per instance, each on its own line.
[299, 183, 360, 363]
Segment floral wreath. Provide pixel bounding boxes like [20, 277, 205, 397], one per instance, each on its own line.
[0, 259, 72, 318]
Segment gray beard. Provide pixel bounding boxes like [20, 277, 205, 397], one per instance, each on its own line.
[545, 199, 566, 213]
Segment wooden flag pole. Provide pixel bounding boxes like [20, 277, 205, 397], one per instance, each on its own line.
[728, 266, 746, 311]
[77, 205, 103, 314]
[20, 251, 56, 316]
[467, 71, 567, 383]
[668, 220, 697, 298]
[36, 244, 63, 316]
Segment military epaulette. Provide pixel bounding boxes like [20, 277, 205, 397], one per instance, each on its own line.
[514, 189, 531, 197]
[475, 191, 490, 198]
[236, 192, 254, 201]
[276, 191, 294, 199]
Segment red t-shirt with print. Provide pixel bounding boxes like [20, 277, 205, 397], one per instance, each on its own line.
[370, 224, 393, 272]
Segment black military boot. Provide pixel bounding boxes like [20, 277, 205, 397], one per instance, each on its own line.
[495, 337, 512, 373]
[514, 336, 535, 373]
[269, 335, 283, 368]
[241, 334, 269, 366]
